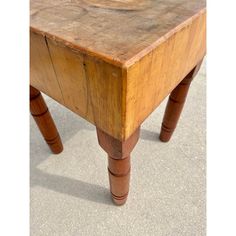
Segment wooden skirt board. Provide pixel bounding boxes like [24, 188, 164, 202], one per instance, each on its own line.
[30, 0, 206, 205]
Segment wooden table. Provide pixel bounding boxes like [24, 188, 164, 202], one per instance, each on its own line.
[30, 0, 206, 205]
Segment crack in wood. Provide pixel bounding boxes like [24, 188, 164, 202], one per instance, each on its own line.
[44, 36, 66, 105]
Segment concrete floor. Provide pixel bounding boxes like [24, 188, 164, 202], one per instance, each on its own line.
[30, 61, 206, 236]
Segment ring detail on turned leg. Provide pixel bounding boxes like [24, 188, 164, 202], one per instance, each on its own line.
[30, 86, 63, 154]
[159, 61, 203, 142]
[108, 156, 131, 205]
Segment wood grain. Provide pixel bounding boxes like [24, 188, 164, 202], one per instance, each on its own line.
[30, 86, 63, 154]
[124, 11, 206, 139]
[30, 0, 206, 141]
[30, 0, 205, 66]
[30, 32, 64, 104]
[33, 34, 124, 139]
[46, 38, 93, 122]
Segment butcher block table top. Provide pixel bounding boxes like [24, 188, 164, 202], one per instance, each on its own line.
[30, 0, 206, 141]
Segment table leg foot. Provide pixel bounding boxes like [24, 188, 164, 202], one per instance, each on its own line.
[160, 61, 203, 142]
[96, 127, 140, 205]
[108, 156, 130, 205]
[30, 86, 63, 154]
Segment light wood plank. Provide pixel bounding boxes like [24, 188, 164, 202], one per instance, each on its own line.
[30, 32, 64, 104]
[46, 39, 93, 122]
[32, 36, 124, 139]
[124, 11, 206, 139]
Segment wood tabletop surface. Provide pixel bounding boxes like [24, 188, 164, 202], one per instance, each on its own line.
[30, 0, 206, 141]
[30, 0, 205, 67]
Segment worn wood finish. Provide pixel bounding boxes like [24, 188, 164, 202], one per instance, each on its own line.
[30, 86, 63, 154]
[124, 14, 205, 138]
[97, 127, 140, 205]
[30, 0, 206, 141]
[30, 33, 64, 104]
[30, 31, 123, 139]
[160, 61, 203, 142]
[30, 0, 205, 66]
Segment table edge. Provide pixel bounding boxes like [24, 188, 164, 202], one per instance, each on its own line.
[30, 7, 206, 69]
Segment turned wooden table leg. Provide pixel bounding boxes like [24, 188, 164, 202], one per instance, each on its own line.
[96, 128, 140, 205]
[160, 61, 203, 142]
[30, 86, 63, 154]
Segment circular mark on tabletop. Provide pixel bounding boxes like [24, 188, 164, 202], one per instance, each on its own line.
[31, 4, 88, 23]
[81, 0, 151, 11]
